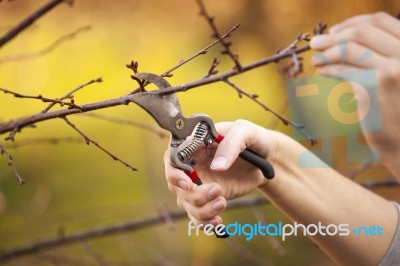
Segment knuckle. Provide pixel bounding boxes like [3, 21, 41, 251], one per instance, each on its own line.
[190, 208, 201, 220]
[191, 194, 205, 206]
[371, 11, 389, 23]
[350, 24, 367, 39]
[191, 208, 208, 220]
[234, 119, 250, 127]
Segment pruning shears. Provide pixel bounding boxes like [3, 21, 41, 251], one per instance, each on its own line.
[132, 73, 275, 186]
[132, 73, 274, 238]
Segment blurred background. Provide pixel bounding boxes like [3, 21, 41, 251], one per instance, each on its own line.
[1, 0, 400, 265]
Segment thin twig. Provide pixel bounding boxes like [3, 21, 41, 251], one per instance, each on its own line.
[160, 23, 240, 78]
[62, 117, 137, 171]
[156, 43, 315, 95]
[224, 79, 316, 144]
[157, 203, 175, 230]
[0, 180, 394, 263]
[127, 23, 240, 93]
[42, 77, 103, 113]
[0, 25, 91, 65]
[196, 0, 242, 71]
[0, 143, 25, 184]
[280, 52, 303, 78]
[4, 137, 83, 149]
[277, 33, 311, 78]
[0, 0, 71, 49]
[277, 33, 310, 55]
[0, 88, 83, 110]
[204, 57, 220, 78]
[360, 178, 399, 189]
[0, 25, 325, 139]
[80, 113, 168, 139]
[0, 41, 314, 137]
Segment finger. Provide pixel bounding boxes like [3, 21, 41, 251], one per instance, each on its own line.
[311, 41, 387, 69]
[329, 12, 400, 40]
[183, 196, 227, 220]
[311, 24, 400, 58]
[315, 64, 362, 75]
[176, 182, 222, 207]
[164, 150, 193, 191]
[211, 120, 258, 171]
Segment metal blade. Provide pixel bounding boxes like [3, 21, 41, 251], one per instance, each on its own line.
[135, 72, 182, 113]
[130, 73, 186, 135]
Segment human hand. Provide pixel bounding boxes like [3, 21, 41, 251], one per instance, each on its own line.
[164, 120, 278, 225]
[310, 12, 400, 175]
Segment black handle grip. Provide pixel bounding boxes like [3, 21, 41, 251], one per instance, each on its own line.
[239, 149, 275, 179]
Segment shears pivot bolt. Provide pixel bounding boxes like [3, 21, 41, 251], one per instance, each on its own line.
[175, 119, 184, 130]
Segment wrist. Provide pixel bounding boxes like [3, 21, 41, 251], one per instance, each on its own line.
[257, 131, 309, 191]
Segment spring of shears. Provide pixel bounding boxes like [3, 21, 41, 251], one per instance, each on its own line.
[178, 122, 208, 161]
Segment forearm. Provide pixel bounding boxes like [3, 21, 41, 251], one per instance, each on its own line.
[260, 132, 398, 266]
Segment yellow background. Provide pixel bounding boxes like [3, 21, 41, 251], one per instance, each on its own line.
[1, 0, 400, 265]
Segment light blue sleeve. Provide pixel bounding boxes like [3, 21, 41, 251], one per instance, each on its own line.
[379, 202, 400, 266]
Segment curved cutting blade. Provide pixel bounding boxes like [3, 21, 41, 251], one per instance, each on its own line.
[131, 73, 187, 137]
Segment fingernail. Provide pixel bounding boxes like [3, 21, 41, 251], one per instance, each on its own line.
[208, 186, 220, 200]
[210, 156, 228, 170]
[310, 35, 330, 49]
[212, 200, 226, 213]
[178, 180, 190, 190]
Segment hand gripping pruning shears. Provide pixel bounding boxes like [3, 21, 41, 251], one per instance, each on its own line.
[132, 73, 275, 185]
[132, 73, 274, 238]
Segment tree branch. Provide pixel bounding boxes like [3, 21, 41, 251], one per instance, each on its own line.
[3, 137, 83, 149]
[196, 0, 242, 71]
[42, 77, 103, 113]
[0, 0, 72, 49]
[0, 25, 91, 65]
[223, 79, 316, 144]
[126, 23, 240, 93]
[0, 143, 25, 184]
[81, 113, 168, 139]
[0, 197, 269, 262]
[0, 178, 395, 263]
[62, 117, 137, 171]
[0, 88, 83, 110]
[360, 178, 399, 190]
[160, 24, 240, 78]
[0, 39, 317, 138]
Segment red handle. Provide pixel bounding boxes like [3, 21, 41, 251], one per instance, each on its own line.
[187, 170, 202, 185]
[215, 134, 224, 143]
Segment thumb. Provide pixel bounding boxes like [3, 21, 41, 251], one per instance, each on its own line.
[210, 120, 257, 171]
